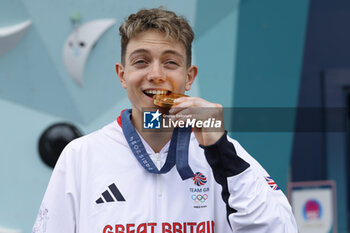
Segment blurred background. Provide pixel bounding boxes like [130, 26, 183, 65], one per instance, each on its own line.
[0, 0, 348, 232]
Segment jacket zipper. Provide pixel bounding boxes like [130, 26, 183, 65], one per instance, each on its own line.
[155, 152, 162, 197]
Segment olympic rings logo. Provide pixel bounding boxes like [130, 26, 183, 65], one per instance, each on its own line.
[192, 194, 208, 202]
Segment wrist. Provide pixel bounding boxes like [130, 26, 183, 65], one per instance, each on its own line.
[199, 131, 226, 147]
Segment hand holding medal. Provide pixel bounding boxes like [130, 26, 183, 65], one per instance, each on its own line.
[153, 92, 188, 108]
[154, 93, 225, 146]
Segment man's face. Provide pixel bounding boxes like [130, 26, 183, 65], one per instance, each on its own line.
[116, 30, 197, 113]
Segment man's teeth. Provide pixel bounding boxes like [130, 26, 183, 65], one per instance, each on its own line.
[144, 90, 168, 95]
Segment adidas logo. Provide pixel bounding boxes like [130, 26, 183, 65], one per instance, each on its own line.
[96, 183, 125, 204]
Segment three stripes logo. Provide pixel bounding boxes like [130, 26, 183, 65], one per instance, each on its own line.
[96, 183, 125, 204]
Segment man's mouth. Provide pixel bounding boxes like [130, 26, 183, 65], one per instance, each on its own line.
[143, 89, 171, 98]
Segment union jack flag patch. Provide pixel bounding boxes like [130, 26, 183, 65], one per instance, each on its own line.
[264, 176, 280, 190]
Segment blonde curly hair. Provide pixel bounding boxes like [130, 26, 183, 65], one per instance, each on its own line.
[119, 7, 194, 67]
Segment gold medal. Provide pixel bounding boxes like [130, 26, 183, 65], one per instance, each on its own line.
[153, 93, 188, 108]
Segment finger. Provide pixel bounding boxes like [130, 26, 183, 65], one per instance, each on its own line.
[169, 101, 194, 114]
[169, 108, 193, 121]
[171, 98, 206, 112]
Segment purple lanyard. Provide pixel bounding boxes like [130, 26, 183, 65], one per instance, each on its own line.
[121, 109, 194, 180]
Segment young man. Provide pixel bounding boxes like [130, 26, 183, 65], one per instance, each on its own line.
[33, 8, 298, 233]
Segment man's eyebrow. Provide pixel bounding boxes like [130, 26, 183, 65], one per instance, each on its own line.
[128, 49, 185, 61]
[128, 49, 150, 59]
[163, 50, 184, 60]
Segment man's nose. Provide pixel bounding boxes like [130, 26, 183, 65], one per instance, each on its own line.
[147, 62, 166, 82]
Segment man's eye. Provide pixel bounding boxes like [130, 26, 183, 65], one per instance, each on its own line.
[165, 61, 179, 66]
[133, 60, 149, 68]
[134, 60, 146, 64]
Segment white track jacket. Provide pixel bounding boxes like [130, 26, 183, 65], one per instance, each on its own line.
[33, 114, 297, 233]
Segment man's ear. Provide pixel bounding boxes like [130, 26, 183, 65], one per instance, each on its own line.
[115, 63, 127, 89]
[185, 65, 198, 91]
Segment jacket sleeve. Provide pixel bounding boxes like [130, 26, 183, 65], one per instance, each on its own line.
[200, 132, 298, 233]
[32, 143, 80, 233]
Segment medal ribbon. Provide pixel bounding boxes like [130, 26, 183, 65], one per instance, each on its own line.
[121, 109, 194, 180]
[175, 127, 195, 180]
